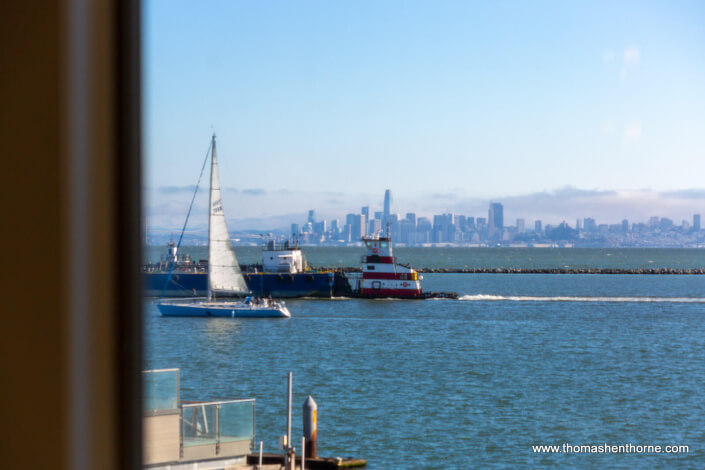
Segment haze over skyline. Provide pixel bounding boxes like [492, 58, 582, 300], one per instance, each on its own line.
[145, 185, 705, 233]
[144, 0, 705, 230]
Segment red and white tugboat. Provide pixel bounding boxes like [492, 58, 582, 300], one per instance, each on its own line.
[359, 235, 422, 297]
[346, 233, 458, 299]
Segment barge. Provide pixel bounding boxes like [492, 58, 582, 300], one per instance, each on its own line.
[143, 239, 338, 298]
[144, 236, 458, 300]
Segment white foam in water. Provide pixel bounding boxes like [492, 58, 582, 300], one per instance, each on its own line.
[458, 294, 705, 303]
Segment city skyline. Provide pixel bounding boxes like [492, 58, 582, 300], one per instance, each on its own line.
[286, 190, 705, 244]
[146, 185, 705, 250]
[145, 184, 705, 234]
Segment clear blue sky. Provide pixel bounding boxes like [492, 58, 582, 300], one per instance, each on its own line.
[144, 1, 705, 228]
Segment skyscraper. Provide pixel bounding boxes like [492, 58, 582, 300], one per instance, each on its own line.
[350, 214, 365, 241]
[361, 206, 370, 235]
[307, 209, 316, 224]
[313, 220, 326, 234]
[344, 213, 356, 242]
[387, 213, 399, 240]
[368, 218, 382, 235]
[383, 189, 392, 227]
[488, 202, 503, 239]
[403, 213, 417, 244]
[361, 206, 369, 220]
[417, 217, 432, 243]
[694, 214, 701, 231]
[400, 219, 415, 245]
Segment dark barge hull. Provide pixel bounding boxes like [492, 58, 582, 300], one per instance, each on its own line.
[242, 272, 335, 298]
[143, 271, 336, 298]
[143, 272, 207, 297]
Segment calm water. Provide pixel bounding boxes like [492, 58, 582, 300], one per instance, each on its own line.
[146, 245, 705, 270]
[145, 271, 705, 469]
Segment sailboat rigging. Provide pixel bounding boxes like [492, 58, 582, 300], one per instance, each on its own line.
[157, 134, 290, 318]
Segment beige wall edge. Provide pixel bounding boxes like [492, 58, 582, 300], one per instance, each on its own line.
[0, 1, 142, 469]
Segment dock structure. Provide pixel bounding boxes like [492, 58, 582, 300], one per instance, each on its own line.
[268, 373, 366, 469]
[143, 369, 256, 469]
[246, 453, 366, 469]
[143, 369, 366, 469]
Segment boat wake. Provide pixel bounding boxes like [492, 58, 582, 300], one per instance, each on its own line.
[297, 296, 351, 300]
[458, 294, 705, 303]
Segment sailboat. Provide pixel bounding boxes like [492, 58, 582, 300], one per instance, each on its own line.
[157, 135, 290, 318]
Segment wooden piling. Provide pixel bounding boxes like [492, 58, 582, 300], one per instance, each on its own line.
[303, 396, 318, 459]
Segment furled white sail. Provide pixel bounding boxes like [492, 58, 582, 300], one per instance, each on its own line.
[208, 136, 250, 295]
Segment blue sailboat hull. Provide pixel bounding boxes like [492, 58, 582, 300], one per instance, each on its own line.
[157, 300, 290, 318]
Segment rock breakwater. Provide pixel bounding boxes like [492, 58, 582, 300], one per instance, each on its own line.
[317, 267, 705, 275]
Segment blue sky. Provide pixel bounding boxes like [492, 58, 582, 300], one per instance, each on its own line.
[144, 1, 705, 230]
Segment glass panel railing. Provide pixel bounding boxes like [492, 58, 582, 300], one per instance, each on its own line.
[219, 400, 255, 443]
[181, 399, 255, 447]
[182, 403, 218, 446]
[143, 369, 179, 413]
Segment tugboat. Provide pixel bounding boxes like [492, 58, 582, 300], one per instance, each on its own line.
[345, 232, 458, 299]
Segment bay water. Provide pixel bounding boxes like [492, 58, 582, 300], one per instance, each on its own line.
[145, 245, 705, 270]
[144, 248, 705, 468]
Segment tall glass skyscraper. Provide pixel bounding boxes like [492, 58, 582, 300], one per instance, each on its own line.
[488, 202, 503, 238]
[383, 189, 392, 227]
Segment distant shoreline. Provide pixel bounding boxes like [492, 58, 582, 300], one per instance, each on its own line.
[317, 266, 705, 275]
[147, 243, 705, 249]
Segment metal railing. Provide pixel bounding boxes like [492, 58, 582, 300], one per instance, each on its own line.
[181, 399, 255, 451]
[143, 368, 180, 414]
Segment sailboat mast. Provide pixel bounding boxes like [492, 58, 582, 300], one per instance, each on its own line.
[205, 134, 251, 297]
[207, 133, 216, 300]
